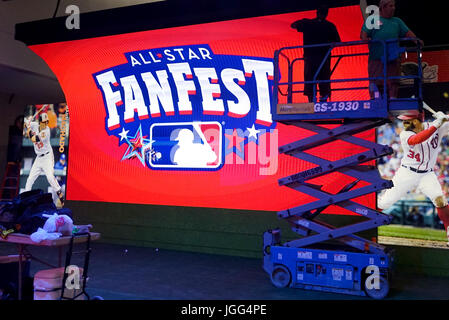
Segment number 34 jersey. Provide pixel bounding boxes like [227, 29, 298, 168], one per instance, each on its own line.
[400, 122, 449, 171]
[30, 122, 52, 156]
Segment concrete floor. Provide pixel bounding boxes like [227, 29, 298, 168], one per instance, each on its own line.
[1, 241, 449, 300]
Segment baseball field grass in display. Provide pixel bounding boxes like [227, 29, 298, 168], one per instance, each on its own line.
[379, 225, 447, 242]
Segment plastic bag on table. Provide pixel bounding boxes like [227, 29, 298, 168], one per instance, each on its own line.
[42, 213, 73, 236]
[30, 228, 62, 243]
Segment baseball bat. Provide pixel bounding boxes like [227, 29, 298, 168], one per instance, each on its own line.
[193, 122, 213, 152]
[31, 105, 47, 120]
[422, 101, 438, 116]
[192, 122, 218, 164]
[24, 106, 47, 131]
[423, 101, 449, 120]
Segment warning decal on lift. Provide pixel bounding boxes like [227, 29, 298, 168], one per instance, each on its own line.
[332, 268, 344, 281]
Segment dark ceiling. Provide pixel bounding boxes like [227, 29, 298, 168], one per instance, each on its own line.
[16, 0, 440, 46]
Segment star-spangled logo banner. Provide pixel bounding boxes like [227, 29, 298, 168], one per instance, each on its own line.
[93, 44, 277, 171]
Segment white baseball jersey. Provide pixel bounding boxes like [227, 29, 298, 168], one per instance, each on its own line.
[378, 121, 449, 210]
[399, 122, 449, 171]
[25, 122, 61, 195]
[30, 122, 52, 156]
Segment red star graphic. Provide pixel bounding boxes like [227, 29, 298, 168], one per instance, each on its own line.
[129, 131, 146, 152]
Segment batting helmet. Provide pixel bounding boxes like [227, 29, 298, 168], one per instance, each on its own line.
[39, 113, 49, 123]
[397, 110, 424, 121]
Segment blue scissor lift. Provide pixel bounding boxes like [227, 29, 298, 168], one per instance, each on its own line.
[263, 38, 423, 299]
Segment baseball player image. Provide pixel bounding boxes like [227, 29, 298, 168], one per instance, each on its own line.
[378, 110, 449, 244]
[173, 128, 217, 167]
[24, 113, 65, 207]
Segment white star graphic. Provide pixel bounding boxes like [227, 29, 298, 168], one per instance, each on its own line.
[119, 128, 129, 141]
[246, 124, 260, 140]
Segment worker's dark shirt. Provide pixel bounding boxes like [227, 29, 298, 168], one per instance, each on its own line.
[291, 18, 341, 59]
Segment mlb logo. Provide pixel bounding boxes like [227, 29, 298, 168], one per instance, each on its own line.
[148, 121, 222, 170]
[363, 102, 371, 109]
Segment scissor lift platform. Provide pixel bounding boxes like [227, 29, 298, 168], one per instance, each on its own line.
[263, 38, 423, 299]
[275, 97, 421, 122]
[272, 38, 424, 123]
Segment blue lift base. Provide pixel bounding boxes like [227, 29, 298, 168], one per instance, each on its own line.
[263, 229, 394, 299]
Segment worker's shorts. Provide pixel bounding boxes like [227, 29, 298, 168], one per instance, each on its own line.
[368, 58, 401, 88]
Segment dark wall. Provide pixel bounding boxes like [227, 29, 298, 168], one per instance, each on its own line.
[401, 82, 449, 116]
[381, 0, 446, 46]
[69, 200, 374, 258]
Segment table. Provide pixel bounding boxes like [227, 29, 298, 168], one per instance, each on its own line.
[0, 232, 100, 300]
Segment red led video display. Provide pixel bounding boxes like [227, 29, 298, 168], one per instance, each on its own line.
[28, 5, 375, 213]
